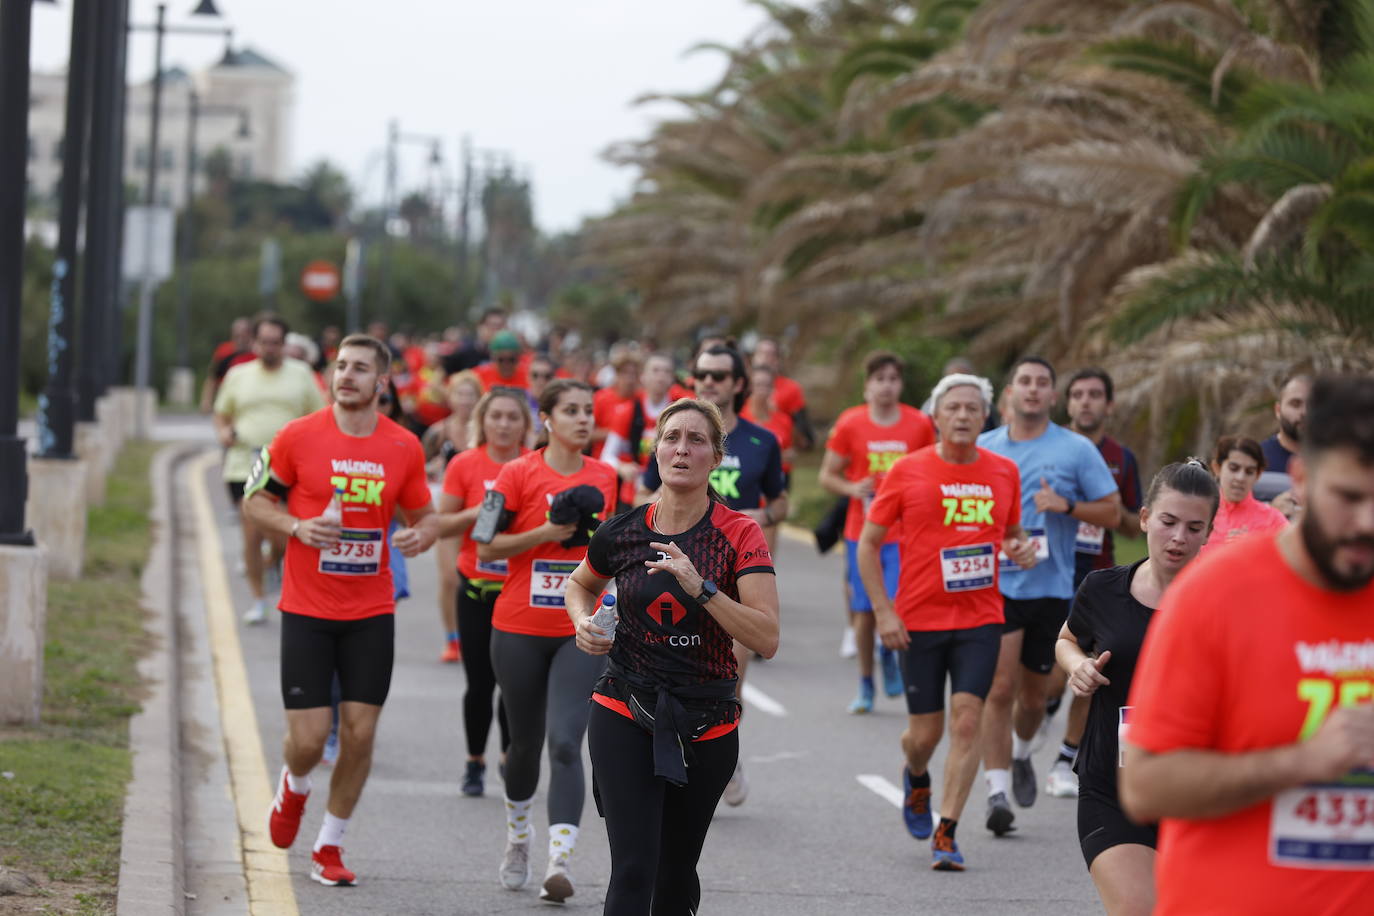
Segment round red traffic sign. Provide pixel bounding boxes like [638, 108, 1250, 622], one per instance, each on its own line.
[300, 260, 341, 302]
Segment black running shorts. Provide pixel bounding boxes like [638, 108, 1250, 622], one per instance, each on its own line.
[227, 480, 246, 505]
[1002, 596, 1070, 674]
[1077, 785, 1158, 869]
[902, 624, 1002, 715]
[279, 611, 395, 709]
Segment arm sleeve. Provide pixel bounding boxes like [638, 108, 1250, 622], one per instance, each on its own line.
[585, 516, 617, 578]
[733, 517, 775, 577]
[399, 440, 433, 511]
[265, 424, 297, 487]
[1125, 575, 1224, 752]
[824, 413, 852, 463]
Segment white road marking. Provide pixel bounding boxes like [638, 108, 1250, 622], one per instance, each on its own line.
[741, 682, 787, 717]
[747, 750, 811, 764]
[856, 774, 941, 821]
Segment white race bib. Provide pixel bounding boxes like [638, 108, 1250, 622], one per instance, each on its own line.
[1076, 522, 1105, 556]
[319, 528, 384, 576]
[1270, 775, 1374, 869]
[939, 543, 995, 593]
[530, 558, 578, 608]
[998, 528, 1049, 571]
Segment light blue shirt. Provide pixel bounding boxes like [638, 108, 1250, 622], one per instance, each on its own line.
[978, 423, 1118, 600]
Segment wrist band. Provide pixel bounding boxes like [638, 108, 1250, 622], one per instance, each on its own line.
[290, 518, 300, 539]
[1064, 499, 1076, 516]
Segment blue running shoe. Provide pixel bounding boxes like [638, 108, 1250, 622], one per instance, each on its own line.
[903, 768, 933, 839]
[847, 678, 875, 714]
[931, 823, 965, 871]
[880, 646, 904, 697]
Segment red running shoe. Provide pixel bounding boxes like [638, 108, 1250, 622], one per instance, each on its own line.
[441, 638, 462, 663]
[267, 765, 309, 849]
[311, 845, 356, 886]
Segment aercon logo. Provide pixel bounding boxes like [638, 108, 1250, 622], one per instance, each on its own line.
[652, 592, 689, 627]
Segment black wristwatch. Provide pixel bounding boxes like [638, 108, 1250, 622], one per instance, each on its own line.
[1063, 498, 1076, 516]
[695, 580, 718, 605]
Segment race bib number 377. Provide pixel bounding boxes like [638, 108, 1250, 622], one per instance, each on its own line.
[530, 559, 578, 608]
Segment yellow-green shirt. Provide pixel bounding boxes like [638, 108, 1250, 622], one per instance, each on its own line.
[213, 357, 325, 482]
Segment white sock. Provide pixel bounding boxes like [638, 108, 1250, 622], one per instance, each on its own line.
[1012, 733, 1032, 761]
[314, 812, 348, 851]
[285, 767, 311, 796]
[505, 796, 533, 844]
[986, 768, 1010, 797]
[548, 823, 579, 862]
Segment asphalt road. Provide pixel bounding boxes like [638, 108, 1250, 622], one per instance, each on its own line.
[192, 456, 1100, 915]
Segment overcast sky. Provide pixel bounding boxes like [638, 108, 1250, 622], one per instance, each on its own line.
[30, 0, 769, 234]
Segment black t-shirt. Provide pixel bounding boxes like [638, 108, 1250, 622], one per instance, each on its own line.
[641, 417, 785, 510]
[585, 502, 774, 689]
[1066, 560, 1154, 800]
[1260, 434, 1294, 475]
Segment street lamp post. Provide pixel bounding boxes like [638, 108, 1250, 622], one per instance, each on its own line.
[36, 0, 94, 461]
[376, 120, 443, 316]
[128, 1, 231, 437]
[0, 0, 37, 544]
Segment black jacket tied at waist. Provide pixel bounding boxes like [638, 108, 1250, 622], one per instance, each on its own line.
[597, 661, 740, 787]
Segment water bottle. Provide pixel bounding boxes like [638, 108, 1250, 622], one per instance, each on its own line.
[321, 486, 345, 525]
[590, 593, 618, 641]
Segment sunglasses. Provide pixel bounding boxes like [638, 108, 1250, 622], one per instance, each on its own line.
[529, 371, 552, 380]
[692, 369, 733, 383]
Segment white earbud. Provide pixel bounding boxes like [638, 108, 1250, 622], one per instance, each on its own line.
[543, 419, 552, 432]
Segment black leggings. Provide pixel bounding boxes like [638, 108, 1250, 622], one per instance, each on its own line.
[490, 629, 606, 824]
[456, 579, 510, 759]
[588, 703, 738, 916]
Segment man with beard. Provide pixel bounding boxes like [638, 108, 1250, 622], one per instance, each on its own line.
[214, 314, 325, 623]
[1263, 370, 1312, 519]
[243, 333, 440, 887]
[1121, 374, 1374, 915]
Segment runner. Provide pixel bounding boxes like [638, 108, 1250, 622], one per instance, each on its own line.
[473, 330, 530, 393]
[1204, 435, 1288, 553]
[243, 333, 440, 887]
[600, 353, 676, 511]
[977, 357, 1121, 833]
[592, 351, 641, 452]
[474, 379, 619, 902]
[199, 316, 255, 413]
[212, 314, 325, 624]
[637, 345, 787, 807]
[436, 388, 532, 796]
[424, 370, 484, 663]
[1121, 374, 1374, 914]
[1260, 369, 1311, 476]
[819, 350, 935, 714]
[1056, 460, 1218, 914]
[862, 374, 1034, 870]
[1041, 368, 1144, 799]
[568, 398, 780, 914]
[752, 335, 814, 449]
[740, 363, 796, 555]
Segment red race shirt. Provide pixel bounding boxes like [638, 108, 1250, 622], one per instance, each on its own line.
[1127, 534, 1374, 915]
[772, 374, 805, 416]
[267, 408, 432, 621]
[594, 387, 635, 433]
[740, 403, 794, 472]
[826, 404, 936, 542]
[441, 444, 529, 581]
[474, 360, 530, 393]
[489, 450, 620, 637]
[867, 446, 1021, 631]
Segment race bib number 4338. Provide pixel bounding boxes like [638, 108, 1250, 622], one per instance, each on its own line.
[1271, 774, 1374, 869]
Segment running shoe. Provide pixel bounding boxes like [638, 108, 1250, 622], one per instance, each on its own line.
[441, 638, 462, 664]
[931, 823, 965, 872]
[1012, 757, 1037, 808]
[499, 840, 531, 890]
[880, 647, 904, 698]
[839, 626, 857, 658]
[539, 855, 574, 903]
[847, 679, 875, 715]
[242, 599, 268, 626]
[1045, 759, 1079, 798]
[321, 728, 339, 767]
[310, 845, 356, 886]
[902, 768, 933, 839]
[461, 760, 486, 797]
[267, 765, 308, 849]
[722, 760, 749, 807]
[985, 791, 1016, 836]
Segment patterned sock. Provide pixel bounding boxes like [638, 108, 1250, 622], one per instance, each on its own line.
[505, 796, 533, 844]
[548, 823, 579, 863]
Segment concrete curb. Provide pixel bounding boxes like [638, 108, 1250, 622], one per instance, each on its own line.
[116, 443, 199, 916]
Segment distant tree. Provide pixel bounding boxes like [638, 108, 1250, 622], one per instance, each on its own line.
[298, 160, 354, 230]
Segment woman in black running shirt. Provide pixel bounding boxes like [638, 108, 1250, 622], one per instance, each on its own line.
[1055, 460, 1218, 916]
[566, 398, 780, 916]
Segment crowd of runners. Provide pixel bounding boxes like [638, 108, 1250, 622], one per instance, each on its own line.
[206, 307, 1374, 915]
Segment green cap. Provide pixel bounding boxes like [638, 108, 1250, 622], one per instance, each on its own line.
[490, 331, 521, 353]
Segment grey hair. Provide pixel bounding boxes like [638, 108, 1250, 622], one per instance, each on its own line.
[931, 373, 994, 413]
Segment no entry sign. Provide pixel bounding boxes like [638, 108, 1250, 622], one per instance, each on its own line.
[301, 260, 341, 302]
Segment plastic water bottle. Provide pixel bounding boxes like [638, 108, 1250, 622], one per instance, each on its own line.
[590, 593, 618, 641]
[321, 486, 345, 525]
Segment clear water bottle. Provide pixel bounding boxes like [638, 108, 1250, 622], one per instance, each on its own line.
[321, 486, 345, 525]
[590, 592, 618, 641]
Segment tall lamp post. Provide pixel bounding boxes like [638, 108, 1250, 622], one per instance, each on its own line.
[171, 89, 249, 401]
[128, 0, 231, 437]
[376, 120, 443, 315]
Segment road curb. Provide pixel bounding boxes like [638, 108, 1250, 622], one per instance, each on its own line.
[116, 443, 198, 916]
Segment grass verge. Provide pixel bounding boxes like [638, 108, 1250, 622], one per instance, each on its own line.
[0, 441, 159, 915]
